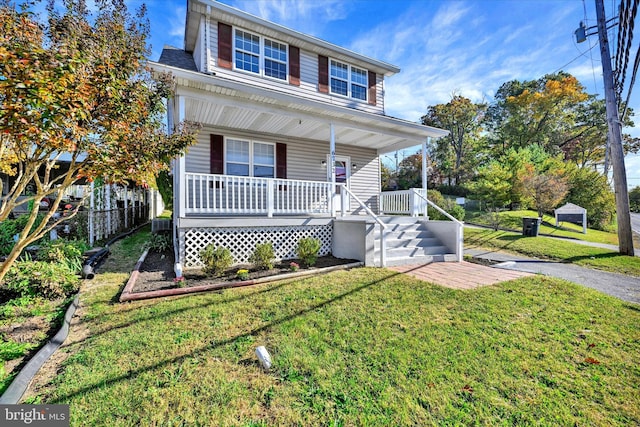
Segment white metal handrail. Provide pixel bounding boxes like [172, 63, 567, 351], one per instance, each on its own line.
[411, 190, 464, 262]
[340, 184, 388, 267]
[411, 190, 464, 225]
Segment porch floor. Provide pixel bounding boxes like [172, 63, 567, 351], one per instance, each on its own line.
[390, 261, 532, 290]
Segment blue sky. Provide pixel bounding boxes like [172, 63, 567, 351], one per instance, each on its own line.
[139, 0, 640, 188]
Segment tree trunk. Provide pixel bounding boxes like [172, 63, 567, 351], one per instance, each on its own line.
[0, 239, 30, 284]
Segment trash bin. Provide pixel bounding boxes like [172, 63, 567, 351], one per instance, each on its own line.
[522, 217, 541, 237]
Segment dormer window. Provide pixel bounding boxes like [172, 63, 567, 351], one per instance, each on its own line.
[234, 28, 288, 81]
[330, 59, 368, 101]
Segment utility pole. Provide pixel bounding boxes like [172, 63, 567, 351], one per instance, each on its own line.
[595, 0, 635, 255]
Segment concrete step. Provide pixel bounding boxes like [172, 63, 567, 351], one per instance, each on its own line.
[380, 222, 430, 232]
[379, 245, 451, 258]
[379, 216, 426, 225]
[375, 229, 435, 240]
[374, 237, 442, 249]
[375, 253, 458, 267]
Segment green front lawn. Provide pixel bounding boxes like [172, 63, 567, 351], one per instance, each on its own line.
[465, 228, 640, 277]
[465, 209, 618, 245]
[25, 233, 640, 425]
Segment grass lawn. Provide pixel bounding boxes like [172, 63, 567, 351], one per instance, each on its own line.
[465, 209, 619, 245]
[23, 233, 640, 425]
[465, 228, 640, 277]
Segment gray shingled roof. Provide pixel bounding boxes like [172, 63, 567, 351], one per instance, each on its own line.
[157, 46, 198, 72]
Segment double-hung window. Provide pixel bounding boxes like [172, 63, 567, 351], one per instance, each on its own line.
[330, 59, 367, 101]
[226, 139, 275, 178]
[234, 28, 288, 81]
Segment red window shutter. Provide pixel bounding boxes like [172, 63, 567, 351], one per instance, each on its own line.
[210, 134, 224, 174]
[276, 143, 287, 179]
[289, 46, 300, 86]
[218, 22, 232, 69]
[318, 55, 329, 93]
[368, 71, 377, 106]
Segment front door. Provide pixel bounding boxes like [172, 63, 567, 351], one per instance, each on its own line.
[327, 155, 350, 212]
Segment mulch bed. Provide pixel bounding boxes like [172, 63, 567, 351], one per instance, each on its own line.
[131, 250, 359, 294]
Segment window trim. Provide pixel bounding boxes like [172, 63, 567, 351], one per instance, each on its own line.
[232, 27, 289, 83]
[329, 58, 368, 102]
[224, 138, 276, 178]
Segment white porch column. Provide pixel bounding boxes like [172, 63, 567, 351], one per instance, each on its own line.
[422, 138, 430, 218]
[176, 95, 186, 219]
[330, 123, 336, 217]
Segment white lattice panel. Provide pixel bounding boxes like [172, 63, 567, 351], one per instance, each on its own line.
[181, 224, 333, 267]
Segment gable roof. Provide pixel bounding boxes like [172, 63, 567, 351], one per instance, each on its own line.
[185, 0, 401, 77]
[158, 45, 198, 72]
[555, 203, 586, 213]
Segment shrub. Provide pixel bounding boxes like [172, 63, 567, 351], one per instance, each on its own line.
[426, 190, 465, 221]
[37, 239, 88, 273]
[0, 214, 47, 256]
[297, 237, 321, 267]
[146, 232, 172, 253]
[249, 241, 275, 270]
[4, 260, 80, 299]
[199, 245, 233, 277]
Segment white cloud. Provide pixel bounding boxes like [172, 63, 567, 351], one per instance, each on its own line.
[168, 6, 186, 38]
[227, 0, 349, 36]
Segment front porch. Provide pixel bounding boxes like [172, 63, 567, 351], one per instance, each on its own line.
[174, 173, 464, 269]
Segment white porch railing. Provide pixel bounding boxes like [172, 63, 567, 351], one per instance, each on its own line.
[379, 188, 428, 217]
[185, 173, 333, 216]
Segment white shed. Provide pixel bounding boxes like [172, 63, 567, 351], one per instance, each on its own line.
[554, 203, 587, 234]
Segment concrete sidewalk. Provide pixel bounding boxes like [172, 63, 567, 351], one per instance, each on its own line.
[465, 248, 640, 304]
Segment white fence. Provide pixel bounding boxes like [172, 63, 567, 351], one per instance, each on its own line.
[58, 185, 152, 246]
[379, 189, 428, 217]
[185, 173, 333, 216]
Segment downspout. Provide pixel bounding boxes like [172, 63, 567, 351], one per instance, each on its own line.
[422, 138, 429, 219]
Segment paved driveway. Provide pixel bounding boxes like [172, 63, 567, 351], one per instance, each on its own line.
[465, 248, 640, 304]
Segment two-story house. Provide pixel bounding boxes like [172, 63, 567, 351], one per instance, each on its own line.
[151, 0, 463, 272]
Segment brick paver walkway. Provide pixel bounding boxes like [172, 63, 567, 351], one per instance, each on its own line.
[390, 261, 532, 290]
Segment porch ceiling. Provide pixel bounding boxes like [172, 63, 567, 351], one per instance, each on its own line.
[153, 62, 448, 153]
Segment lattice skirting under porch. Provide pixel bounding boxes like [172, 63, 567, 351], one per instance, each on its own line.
[179, 224, 333, 268]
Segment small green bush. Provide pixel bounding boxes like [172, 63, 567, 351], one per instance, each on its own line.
[4, 260, 80, 299]
[297, 237, 321, 267]
[249, 241, 275, 270]
[146, 232, 172, 253]
[426, 190, 465, 221]
[200, 245, 233, 277]
[37, 239, 88, 273]
[0, 214, 47, 256]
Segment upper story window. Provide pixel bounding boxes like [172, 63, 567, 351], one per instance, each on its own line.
[234, 28, 288, 81]
[330, 59, 368, 101]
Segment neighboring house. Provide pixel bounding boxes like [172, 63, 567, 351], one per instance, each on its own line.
[152, 0, 463, 270]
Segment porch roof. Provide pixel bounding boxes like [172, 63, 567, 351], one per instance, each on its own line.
[151, 61, 448, 154]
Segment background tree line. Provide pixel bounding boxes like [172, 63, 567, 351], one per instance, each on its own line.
[383, 72, 640, 230]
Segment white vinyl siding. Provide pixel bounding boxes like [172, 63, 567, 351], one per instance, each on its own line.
[207, 20, 385, 115]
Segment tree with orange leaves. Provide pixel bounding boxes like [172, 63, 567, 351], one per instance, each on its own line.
[0, 0, 199, 282]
